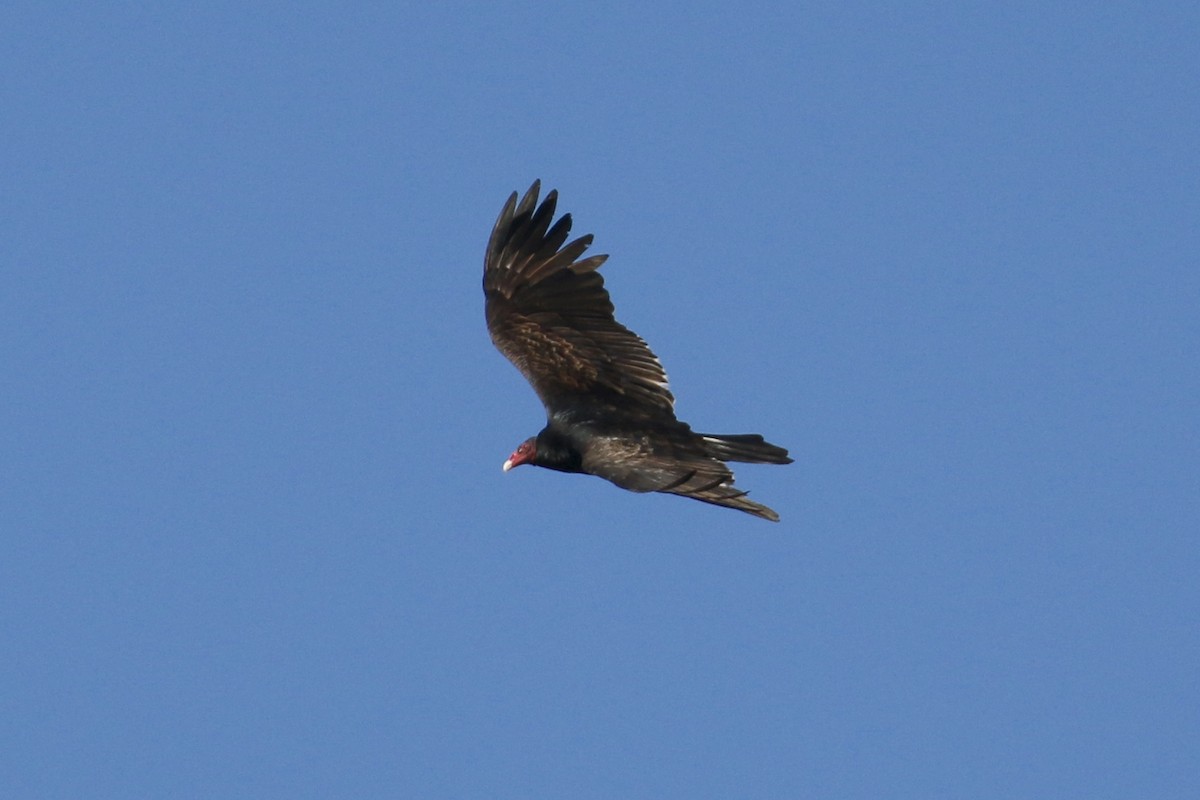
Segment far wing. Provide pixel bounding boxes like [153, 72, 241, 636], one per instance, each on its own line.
[580, 425, 783, 522]
[484, 181, 674, 417]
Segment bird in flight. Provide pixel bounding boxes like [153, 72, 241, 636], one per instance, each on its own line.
[484, 181, 792, 521]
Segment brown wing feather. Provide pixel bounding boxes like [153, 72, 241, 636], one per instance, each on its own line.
[580, 428, 783, 522]
[484, 181, 674, 416]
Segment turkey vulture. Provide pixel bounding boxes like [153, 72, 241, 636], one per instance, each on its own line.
[484, 181, 792, 521]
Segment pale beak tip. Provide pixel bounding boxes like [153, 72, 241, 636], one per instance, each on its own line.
[502, 459, 513, 472]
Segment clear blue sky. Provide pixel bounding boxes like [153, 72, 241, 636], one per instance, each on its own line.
[3, 3, 1197, 797]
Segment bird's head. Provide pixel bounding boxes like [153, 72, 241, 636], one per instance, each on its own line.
[502, 437, 538, 472]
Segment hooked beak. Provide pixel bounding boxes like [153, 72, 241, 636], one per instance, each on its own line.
[503, 440, 534, 472]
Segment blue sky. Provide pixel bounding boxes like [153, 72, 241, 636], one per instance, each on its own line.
[3, 2, 1197, 797]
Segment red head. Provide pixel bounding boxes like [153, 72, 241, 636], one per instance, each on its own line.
[502, 437, 537, 472]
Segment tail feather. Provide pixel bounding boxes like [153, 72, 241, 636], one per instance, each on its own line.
[656, 448, 788, 522]
[701, 433, 792, 465]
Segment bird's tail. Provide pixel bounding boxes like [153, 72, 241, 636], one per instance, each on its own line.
[700, 433, 792, 465]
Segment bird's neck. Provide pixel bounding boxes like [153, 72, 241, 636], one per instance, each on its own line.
[535, 427, 583, 473]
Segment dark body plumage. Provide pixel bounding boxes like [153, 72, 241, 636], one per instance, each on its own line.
[484, 181, 792, 521]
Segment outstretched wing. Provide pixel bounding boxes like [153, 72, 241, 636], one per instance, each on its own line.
[484, 180, 674, 418]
